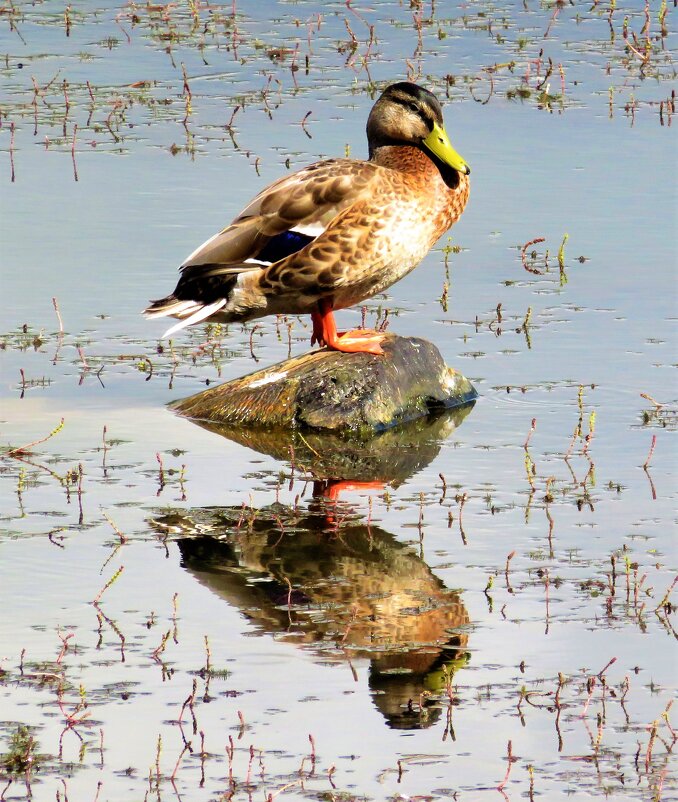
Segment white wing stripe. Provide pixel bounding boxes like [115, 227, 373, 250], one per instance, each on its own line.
[290, 223, 326, 237]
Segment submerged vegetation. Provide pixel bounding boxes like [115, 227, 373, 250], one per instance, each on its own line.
[1, 1, 676, 801]
[0, 1, 675, 181]
[1, 299, 676, 798]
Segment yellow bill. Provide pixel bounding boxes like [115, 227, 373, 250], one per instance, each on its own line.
[422, 121, 470, 175]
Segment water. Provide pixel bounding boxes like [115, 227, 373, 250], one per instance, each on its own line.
[1, 2, 676, 800]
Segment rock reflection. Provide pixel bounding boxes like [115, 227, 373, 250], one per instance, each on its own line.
[154, 405, 474, 729]
[186, 402, 474, 491]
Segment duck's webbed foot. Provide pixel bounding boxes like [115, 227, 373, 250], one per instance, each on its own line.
[310, 300, 386, 355]
[327, 329, 386, 355]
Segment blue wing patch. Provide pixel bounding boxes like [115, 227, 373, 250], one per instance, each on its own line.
[257, 230, 314, 264]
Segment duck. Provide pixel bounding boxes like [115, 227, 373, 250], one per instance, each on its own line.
[145, 81, 470, 355]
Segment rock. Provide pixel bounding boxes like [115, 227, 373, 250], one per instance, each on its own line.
[172, 334, 477, 435]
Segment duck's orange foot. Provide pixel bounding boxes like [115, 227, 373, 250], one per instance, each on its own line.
[311, 303, 387, 355]
[328, 329, 386, 355]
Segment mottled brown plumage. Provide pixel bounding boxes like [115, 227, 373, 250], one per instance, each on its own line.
[145, 81, 470, 354]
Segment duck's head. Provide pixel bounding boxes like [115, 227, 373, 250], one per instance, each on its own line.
[367, 82, 470, 176]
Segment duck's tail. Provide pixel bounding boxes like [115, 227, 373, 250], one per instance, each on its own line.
[143, 295, 228, 339]
[144, 262, 251, 338]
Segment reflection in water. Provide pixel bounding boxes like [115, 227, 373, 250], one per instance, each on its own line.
[153, 404, 475, 729]
[186, 402, 475, 491]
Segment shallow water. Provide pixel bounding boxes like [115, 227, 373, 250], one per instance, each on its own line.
[1, 2, 676, 801]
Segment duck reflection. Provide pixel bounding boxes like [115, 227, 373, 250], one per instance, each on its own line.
[154, 404, 474, 729]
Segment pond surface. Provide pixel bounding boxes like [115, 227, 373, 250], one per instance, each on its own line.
[1, 2, 676, 801]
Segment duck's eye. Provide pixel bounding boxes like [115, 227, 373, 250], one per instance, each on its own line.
[408, 101, 419, 113]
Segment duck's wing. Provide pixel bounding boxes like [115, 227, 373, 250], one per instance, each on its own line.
[179, 158, 379, 268]
[145, 159, 381, 337]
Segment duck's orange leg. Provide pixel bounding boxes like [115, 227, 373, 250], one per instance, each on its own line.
[322, 480, 386, 502]
[313, 479, 386, 527]
[310, 299, 386, 355]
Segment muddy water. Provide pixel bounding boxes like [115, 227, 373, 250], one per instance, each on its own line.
[1, 2, 676, 801]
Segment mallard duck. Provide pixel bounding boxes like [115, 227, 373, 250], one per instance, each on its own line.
[145, 81, 470, 354]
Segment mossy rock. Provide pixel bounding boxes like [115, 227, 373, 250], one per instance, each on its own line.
[172, 334, 477, 436]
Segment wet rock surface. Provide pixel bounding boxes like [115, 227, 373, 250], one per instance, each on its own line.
[172, 334, 477, 434]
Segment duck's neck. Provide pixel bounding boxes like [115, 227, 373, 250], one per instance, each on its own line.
[370, 144, 463, 190]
